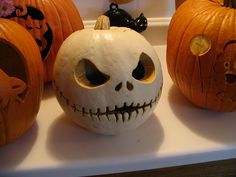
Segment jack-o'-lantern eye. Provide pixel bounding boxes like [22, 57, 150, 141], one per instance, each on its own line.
[224, 61, 231, 69]
[132, 52, 155, 82]
[75, 59, 110, 88]
[0, 39, 28, 100]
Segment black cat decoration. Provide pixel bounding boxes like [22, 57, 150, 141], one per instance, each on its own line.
[104, 3, 147, 33]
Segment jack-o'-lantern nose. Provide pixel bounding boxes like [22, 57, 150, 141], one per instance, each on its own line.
[115, 81, 134, 91]
[127, 81, 134, 91]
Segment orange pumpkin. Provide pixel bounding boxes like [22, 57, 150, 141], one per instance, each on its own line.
[167, 0, 236, 112]
[0, 19, 43, 146]
[4, 0, 84, 82]
[175, 0, 223, 8]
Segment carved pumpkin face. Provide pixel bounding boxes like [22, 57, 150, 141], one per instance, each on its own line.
[8, 6, 52, 61]
[0, 19, 43, 146]
[167, 0, 236, 112]
[5, 0, 84, 82]
[213, 40, 236, 105]
[53, 17, 163, 135]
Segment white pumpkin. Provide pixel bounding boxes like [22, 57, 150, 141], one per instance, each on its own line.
[53, 16, 163, 135]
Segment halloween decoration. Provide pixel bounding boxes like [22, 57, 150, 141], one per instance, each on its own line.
[167, 0, 236, 112]
[53, 15, 163, 135]
[3, 0, 84, 82]
[104, 3, 147, 33]
[0, 19, 43, 146]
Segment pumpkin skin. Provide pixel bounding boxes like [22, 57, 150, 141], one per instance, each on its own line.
[5, 0, 84, 83]
[53, 16, 163, 135]
[167, 0, 236, 112]
[0, 19, 43, 146]
[175, 0, 223, 8]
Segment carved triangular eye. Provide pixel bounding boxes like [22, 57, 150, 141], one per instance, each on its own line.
[132, 52, 155, 82]
[75, 59, 110, 88]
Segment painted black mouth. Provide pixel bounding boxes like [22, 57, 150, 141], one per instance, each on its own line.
[225, 73, 236, 84]
[107, 100, 157, 115]
[54, 81, 161, 122]
[84, 98, 158, 119]
[81, 98, 158, 122]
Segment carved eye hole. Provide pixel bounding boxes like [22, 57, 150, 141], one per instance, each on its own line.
[224, 61, 231, 69]
[0, 39, 28, 100]
[75, 59, 110, 88]
[132, 52, 155, 82]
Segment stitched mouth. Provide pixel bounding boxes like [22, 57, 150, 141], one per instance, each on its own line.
[225, 72, 236, 84]
[81, 98, 158, 122]
[85, 98, 158, 118]
[54, 81, 162, 122]
[105, 100, 157, 115]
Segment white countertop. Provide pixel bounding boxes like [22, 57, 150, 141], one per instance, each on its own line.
[1, 46, 236, 177]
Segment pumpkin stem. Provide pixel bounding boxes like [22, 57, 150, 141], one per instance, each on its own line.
[224, 0, 236, 8]
[94, 15, 110, 30]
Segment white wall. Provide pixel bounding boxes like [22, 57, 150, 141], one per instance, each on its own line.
[73, 0, 175, 21]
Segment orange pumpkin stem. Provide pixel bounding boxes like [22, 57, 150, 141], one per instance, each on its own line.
[224, 0, 236, 8]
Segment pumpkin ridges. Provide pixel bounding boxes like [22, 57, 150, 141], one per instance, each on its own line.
[45, 1, 65, 80]
[168, 0, 236, 111]
[204, 7, 230, 108]
[167, 4, 196, 86]
[51, 0, 84, 35]
[205, 9, 229, 109]
[53, 1, 72, 39]
[226, 8, 236, 111]
[0, 25, 26, 140]
[215, 9, 235, 111]
[0, 21, 40, 87]
[0, 19, 43, 145]
[206, 9, 235, 111]
[173, 2, 219, 101]
[64, 1, 84, 32]
[220, 11, 236, 111]
[168, 0, 219, 88]
[188, 7, 233, 109]
[188, 6, 228, 106]
[227, 9, 236, 111]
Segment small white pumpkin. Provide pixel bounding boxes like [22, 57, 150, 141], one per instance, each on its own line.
[53, 16, 163, 135]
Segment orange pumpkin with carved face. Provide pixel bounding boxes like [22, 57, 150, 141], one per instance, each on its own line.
[0, 19, 43, 146]
[167, 0, 236, 112]
[4, 0, 84, 82]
